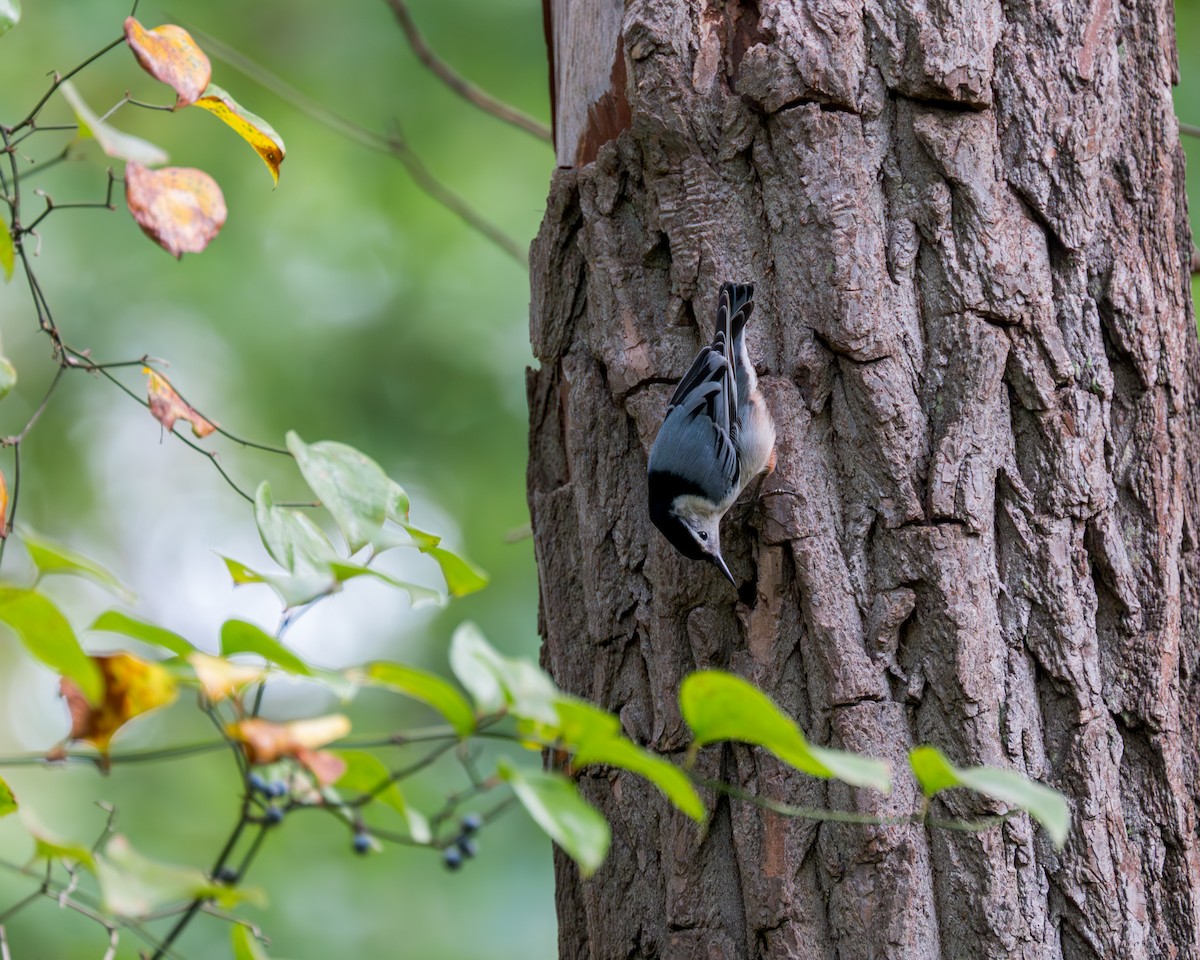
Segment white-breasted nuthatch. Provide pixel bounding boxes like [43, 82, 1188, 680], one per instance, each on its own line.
[647, 282, 776, 584]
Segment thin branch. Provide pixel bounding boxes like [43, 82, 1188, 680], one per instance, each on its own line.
[182, 25, 528, 266]
[1181, 121, 1200, 140]
[14, 37, 127, 131]
[702, 779, 919, 827]
[381, 0, 551, 143]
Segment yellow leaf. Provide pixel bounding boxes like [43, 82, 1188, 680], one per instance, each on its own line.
[193, 85, 286, 185]
[143, 368, 217, 438]
[60, 653, 178, 758]
[124, 17, 211, 110]
[125, 163, 226, 259]
[188, 653, 264, 702]
[0, 213, 13, 282]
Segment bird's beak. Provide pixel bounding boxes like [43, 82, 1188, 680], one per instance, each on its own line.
[713, 553, 736, 585]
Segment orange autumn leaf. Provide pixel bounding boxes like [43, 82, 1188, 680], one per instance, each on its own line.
[187, 653, 265, 702]
[61, 653, 178, 758]
[144, 368, 217, 438]
[193, 85, 286, 185]
[124, 17, 211, 110]
[0, 469, 8, 539]
[229, 715, 350, 784]
[125, 163, 226, 259]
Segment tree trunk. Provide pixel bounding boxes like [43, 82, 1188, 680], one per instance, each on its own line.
[527, 2, 1199, 958]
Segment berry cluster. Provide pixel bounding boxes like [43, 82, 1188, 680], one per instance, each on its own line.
[443, 813, 482, 871]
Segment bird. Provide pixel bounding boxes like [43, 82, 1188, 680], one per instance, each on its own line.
[647, 282, 776, 584]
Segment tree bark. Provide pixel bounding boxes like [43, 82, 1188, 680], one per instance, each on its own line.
[527, 2, 1199, 958]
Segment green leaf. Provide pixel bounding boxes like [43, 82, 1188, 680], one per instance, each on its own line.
[231, 925, 271, 960]
[286, 432, 394, 554]
[0, 357, 17, 401]
[0, 214, 13, 282]
[498, 760, 609, 876]
[0, 0, 20, 38]
[907, 746, 1070, 849]
[255, 481, 339, 574]
[59, 81, 168, 166]
[220, 555, 337, 608]
[21, 811, 95, 869]
[0, 774, 15, 817]
[549, 699, 705, 822]
[680, 671, 891, 792]
[90, 610, 194, 657]
[0, 588, 101, 704]
[908, 744, 960, 797]
[448, 622, 557, 723]
[361, 662, 474, 736]
[334, 751, 430, 843]
[326, 560, 443, 607]
[22, 529, 133, 602]
[96, 835, 264, 917]
[426, 546, 488, 597]
[220, 619, 310, 676]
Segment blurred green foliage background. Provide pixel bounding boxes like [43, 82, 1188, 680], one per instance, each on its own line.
[0, 1, 555, 957]
[0, 1, 1196, 958]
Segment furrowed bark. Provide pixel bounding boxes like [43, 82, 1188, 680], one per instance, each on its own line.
[528, 2, 1199, 958]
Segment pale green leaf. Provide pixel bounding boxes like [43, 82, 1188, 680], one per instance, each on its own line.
[0, 774, 15, 817]
[90, 610, 194, 657]
[286, 432, 393, 554]
[0, 0, 19, 37]
[361, 661, 474, 736]
[254, 481, 338, 574]
[908, 745, 1069, 849]
[334, 751, 430, 843]
[59, 81, 168, 166]
[0, 588, 101, 704]
[22, 528, 133, 602]
[96, 835, 264, 916]
[448, 622, 557, 723]
[0, 357, 17, 400]
[680, 671, 891, 792]
[221, 555, 337, 608]
[498, 760, 609, 876]
[220, 619, 310, 676]
[326, 560, 443, 607]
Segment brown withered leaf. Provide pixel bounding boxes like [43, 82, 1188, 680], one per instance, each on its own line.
[124, 17, 212, 110]
[125, 163, 226, 259]
[144, 368, 217, 438]
[229, 715, 350, 785]
[61, 653, 178, 760]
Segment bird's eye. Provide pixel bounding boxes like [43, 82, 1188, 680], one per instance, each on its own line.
[698, 531, 708, 541]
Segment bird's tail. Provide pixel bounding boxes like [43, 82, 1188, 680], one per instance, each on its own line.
[717, 282, 755, 340]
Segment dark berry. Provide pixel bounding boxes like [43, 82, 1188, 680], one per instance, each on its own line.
[247, 773, 268, 794]
[456, 837, 478, 859]
[266, 780, 288, 799]
[460, 813, 483, 834]
[443, 846, 463, 871]
[352, 833, 372, 855]
[214, 866, 238, 884]
[264, 806, 285, 825]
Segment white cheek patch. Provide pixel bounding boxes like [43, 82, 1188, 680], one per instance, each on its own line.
[672, 494, 722, 524]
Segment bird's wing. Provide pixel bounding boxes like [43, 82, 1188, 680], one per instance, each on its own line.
[650, 371, 738, 504]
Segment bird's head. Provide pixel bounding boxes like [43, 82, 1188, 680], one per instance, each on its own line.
[648, 479, 734, 584]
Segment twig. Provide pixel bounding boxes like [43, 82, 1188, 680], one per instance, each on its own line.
[181, 25, 528, 266]
[14, 36, 127, 131]
[1182, 121, 1200, 140]
[381, 0, 551, 143]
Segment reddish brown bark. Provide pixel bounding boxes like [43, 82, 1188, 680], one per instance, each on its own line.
[529, 2, 1199, 957]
